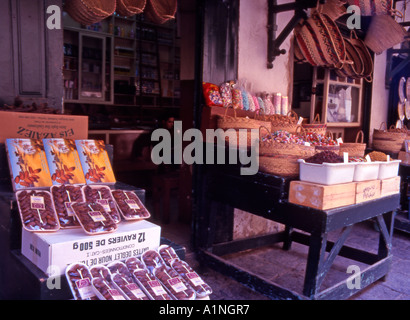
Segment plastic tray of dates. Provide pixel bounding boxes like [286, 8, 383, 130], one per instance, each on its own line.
[91, 277, 126, 300]
[125, 256, 146, 273]
[82, 185, 121, 223]
[132, 268, 172, 300]
[170, 259, 212, 298]
[51, 185, 83, 228]
[153, 264, 196, 300]
[16, 190, 60, 232]
[141, 249, 166, 274]
[65, 263, 98, 300]
[158, 245, 180, 266]
[107, 261, 148, 300]
[111, 189, 150, 220]
[71, 202, 118, 235]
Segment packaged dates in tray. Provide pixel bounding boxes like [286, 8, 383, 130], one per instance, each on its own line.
[82, 185, 121, 223]
[16, 190, 60, 232]
[71, 202, 118, 235]
[65, 263, 98, 300]
[132, 268, 172, 300]
[111, 189, 150, 220]
[153, 264, 196, 300]
[51, 185, 83, 228]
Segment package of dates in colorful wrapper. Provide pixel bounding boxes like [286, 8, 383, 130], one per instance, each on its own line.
[82, 185, 121, 224]
[91, 277, 126, 300]
[111, 189, 150, 221]
[108, 261, 150, 300]
[75, 139, 116, 184]
[202, 82, 223, 107]
[51, 184, 83, 228]
[125, 256, 146, 273]
[153, 264, 196, 300]
[65, 263, 98, 300]
[141, 249, 167, 275]
[170, 259, 212, 299]
[71, 202, 118, 235]
[16, 190, 60, 232]
[5, 139, 52, 192]
[43, 138, 86, 186]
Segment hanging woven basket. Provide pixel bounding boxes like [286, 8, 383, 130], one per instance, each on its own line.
[349, 30, 373, 82]
[335, 35, 364, 79]
[64, 0, 116, 25]
[346, 0, 401, 16]
[145, 0, 177, 24]
[116, 0, 146, 17]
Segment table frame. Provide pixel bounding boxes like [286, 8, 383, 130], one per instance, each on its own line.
[193, 164, 399, 300]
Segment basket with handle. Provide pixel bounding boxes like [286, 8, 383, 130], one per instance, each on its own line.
[116, 0, 146, 17]
[64, 0, 116, 25]
[372, 122, 407, 154]
[257, 110, 301, 134]
[144, 0, 177, 24]
[302, 114, 327, 136]
[258, 126, 316, 177]
[216, 108, 271, 148]
[339, 130, 367, 157]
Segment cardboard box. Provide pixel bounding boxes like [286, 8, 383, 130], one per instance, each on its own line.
[380, 176, 401, 197]
[355, 180, 381, 204]
[289, 180, 356, 210]
[21, 220, 161, 276]
[43, 138, 86, 185]
[0, 111, 88, 143]
[75, 140, 116, 184]
[5, 138, 53, 191]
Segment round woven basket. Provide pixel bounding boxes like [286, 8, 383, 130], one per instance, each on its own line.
[349, 31, 373, 82]
[335, 36, 364, 79]
[346, 0, 397, 16]
[258, 126, 316, 177]
[302, 114, 327, 136]
[64, 0, 116, 25]
[116, 0, 146, 17]
[339, 130, 367, 157]
[372, 122, 407, 154]
[216, 108, 271, 148]
[145, 0, 177, 24]
[259, 110, 300, 134]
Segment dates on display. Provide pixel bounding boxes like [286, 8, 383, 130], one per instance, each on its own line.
[90, 265, 111, 281]
[71, 202, 117, 235]
[141, 249, 165, 274]
[51, 185, 83, 228]
[65, 263, 98, 300]
[112, 273, 149, 300]
[132, 269, 172, 300]
[154, 265, 196, 300]
[125, 257, 146, 273]
[111, 190, 150, 220]
[92, 277, 125, 300]
[82, 185, 121, 223]
[16, 190, 60, 232]
[171, 259, 212, 298]
[159, 245, 179, 266]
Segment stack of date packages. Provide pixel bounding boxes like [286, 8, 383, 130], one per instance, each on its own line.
[65, 245, 212, 300]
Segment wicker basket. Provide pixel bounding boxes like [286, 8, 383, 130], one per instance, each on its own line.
[64, 0, 116, 25]
[263, 110, 300, 134]
[302, 114, 327, 136]
[216, 108, 271, 148]
[116, 0, 146, 17]
[145, 0, 177, 24]
[339, 130, 366, 157]
[258, 126, 316, 176]
[372, 122, 407, 154]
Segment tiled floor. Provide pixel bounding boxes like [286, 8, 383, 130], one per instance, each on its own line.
[147, 196, 410, 300]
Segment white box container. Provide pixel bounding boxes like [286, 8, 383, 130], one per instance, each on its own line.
[353, 162, 380, 182]
[21, 220, 161, 276]
[298, 160, 356, 185]
[378, 160, 401, 180]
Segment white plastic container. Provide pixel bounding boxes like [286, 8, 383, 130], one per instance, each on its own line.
[353, 161, 381, 182]
[298, 160, 356, 185]
[378, 160, 401, 180]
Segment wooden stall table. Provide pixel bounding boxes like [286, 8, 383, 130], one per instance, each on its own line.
[193, 163, 400, 300]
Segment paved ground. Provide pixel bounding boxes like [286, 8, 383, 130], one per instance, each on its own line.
[148, 197, 410, 300]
